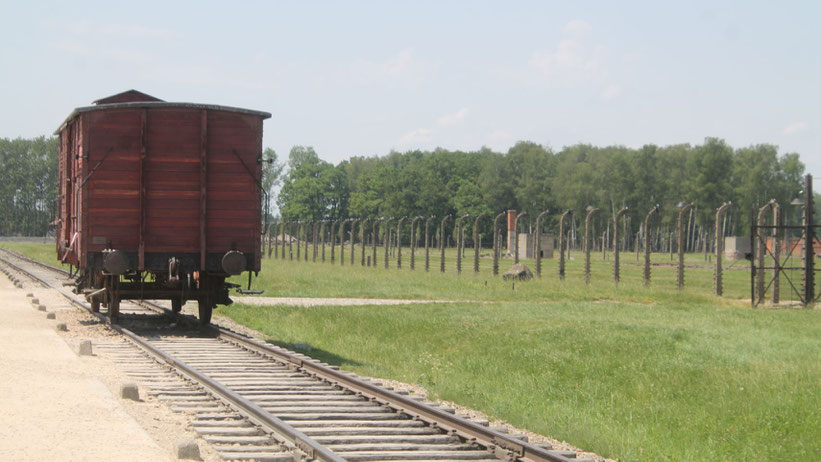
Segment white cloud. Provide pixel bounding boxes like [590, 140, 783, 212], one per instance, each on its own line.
[99, 24, 175, 39]
[56, 21, 175, 40]
[384, 48, 413, 76]
[350, 48, 430, 88]
[783, 122, 808, 136]
[397, 128, 432, 147]
[563, 19, 592, 37]
[527, 21, 604, 84]
[396, 106, 471, 148]
[600, 83, 621, 101]
[437, 107, 469, 126]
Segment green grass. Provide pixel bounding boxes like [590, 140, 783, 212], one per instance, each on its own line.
[0, 241, 71, 270]
[235, 244, 803, 305]
[4, 241, 820, 461]
[222, 300, 821, 461]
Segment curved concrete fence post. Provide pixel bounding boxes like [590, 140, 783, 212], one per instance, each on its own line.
[714, 202, 732, 295]
[273, 220, 279, 259]
[330, 220, 339, 264]
[584, 207, 600, 284]
[360, 218, 370, 266]
[677, 203, 694, 290]
[473, 213, 487, 273]
[410, 216, 423, 270]
[339, 220, 347, 265]
[350, 219, 360, 266]
[440, 215, 451, 273]
[535, 210, 549, 277]
[558, 210, 572, 280]
[492, 212, 506, 276]
[383, 218, 393, 269]
[296, 221, 303, 261]
[373, 218, 384, 268]
[312, 221, 319, 262]
[455, 214, 470, 274]
[613, 207, 629, 283]
[320, 221, 327, 262]
[396, 217, 406, 269]
[643, 206, 660, 286]
[288, 221, 294, 261]
[424, 216, 435, 272]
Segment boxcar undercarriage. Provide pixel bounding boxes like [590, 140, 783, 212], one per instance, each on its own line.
[74, 249, 251, 324]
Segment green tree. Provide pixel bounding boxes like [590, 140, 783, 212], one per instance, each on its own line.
[261, 147, 284, 222]
[277, 146, 348, 220]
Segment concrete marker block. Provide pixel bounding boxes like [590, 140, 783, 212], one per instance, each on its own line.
[26, 293, 33, 298]
[38, 304, 46, 312]
[56, 323, 68, 332]
[31, 298, 39, 305]
[46, 312, 56, 319]
[120, 383, 140, 401]
[78, 339, 93, 356]
[173, 439, 201, 460]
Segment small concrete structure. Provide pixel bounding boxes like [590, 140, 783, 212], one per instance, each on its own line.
[78, 339, 93, 356]
[174, 439, 202, 460]
[56, 322, 68, 332]
[37, 304, 46, 312]
[724, 236, 751, 260]
[46, 312, 56, 319]
[515, 233, 554, 259]
[119, 383, 140, 401]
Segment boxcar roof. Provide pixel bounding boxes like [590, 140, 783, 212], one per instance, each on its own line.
[55, 101, 272, 134]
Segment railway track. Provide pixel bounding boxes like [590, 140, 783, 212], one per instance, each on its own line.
[0, 247, 589, 462]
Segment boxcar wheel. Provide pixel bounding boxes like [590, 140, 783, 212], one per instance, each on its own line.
[171, 298, 182, 313]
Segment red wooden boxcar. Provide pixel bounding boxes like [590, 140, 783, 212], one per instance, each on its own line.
[55, 90, 271, 323]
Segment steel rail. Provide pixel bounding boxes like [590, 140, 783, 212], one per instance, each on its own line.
[0, 249, 344, 462]
[2, 248, 576, 462]
[215, 327, 575, 462]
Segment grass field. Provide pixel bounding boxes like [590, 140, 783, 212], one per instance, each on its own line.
[3, 240, 820, 461]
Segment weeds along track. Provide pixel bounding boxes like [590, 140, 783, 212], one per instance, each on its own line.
[0, 247, 587, 462]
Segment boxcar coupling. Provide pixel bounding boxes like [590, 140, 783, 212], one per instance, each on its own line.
[55, 90, 271, 324]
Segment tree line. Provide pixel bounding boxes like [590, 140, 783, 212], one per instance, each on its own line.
[276, 138, 810, 247]
[0, 135, 813, 245]
[0, 137, 58, 236]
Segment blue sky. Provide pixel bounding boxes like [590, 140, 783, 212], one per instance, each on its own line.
[2, 1, 819, 177]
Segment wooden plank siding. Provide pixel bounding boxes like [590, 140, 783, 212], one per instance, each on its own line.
[57, 101, 266, 272]
[205, 111, 261, 264]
